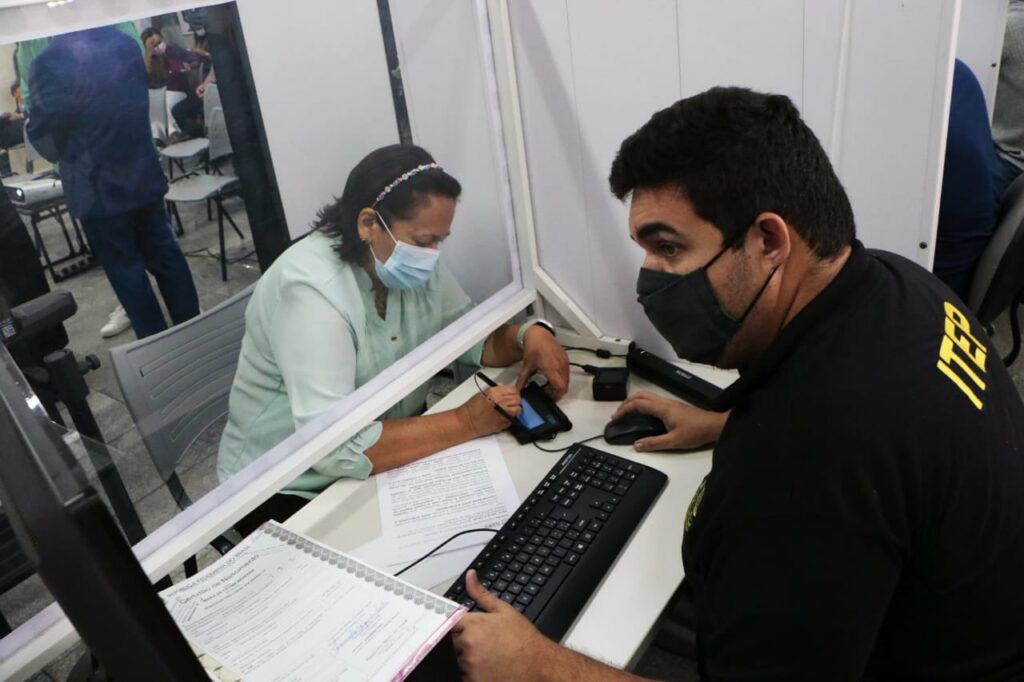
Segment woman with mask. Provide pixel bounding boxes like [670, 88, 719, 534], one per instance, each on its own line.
[218, 144, 568, 533]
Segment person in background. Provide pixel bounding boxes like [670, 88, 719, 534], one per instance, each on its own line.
[27, 26, 200, 340]
[0, 84, 25, 178]
[218, 144, 570, 535]
[933, 59, 1001, 300]
[141, 27, 209, 140]
[994, 0, 1024, 198]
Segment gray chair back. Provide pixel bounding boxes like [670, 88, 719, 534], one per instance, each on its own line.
[148, 87, 168, 142]
[208, 106, 233, 163]
[967, 173, 1024, 325]
[110, 284, 254, 482]
[202, 83, 221, 124]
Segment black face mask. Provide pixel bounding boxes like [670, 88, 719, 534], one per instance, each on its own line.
[636, 242, 777, 365]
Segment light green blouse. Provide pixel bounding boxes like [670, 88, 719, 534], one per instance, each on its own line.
[216, 231, 483, 498]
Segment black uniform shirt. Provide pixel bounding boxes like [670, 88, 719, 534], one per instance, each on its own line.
[682, 241, 1024, 681]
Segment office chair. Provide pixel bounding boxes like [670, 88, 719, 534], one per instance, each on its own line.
[164, 106, 245, 281]
[967, 173, 1024, 366]
[110, 284, 255, 576]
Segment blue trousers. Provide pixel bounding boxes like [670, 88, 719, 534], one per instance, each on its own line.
[80, 201, 199, 338]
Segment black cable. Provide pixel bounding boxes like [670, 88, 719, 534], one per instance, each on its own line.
[394, 528, 499, 577]
[562, 345, 626, 359]
[531, 433, 603, 453]
[568, 361, 599, 373]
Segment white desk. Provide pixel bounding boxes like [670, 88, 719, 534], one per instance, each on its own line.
[286, 362, 730, 669]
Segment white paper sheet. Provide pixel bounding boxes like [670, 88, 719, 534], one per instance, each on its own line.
[373, 436, 520, 569]
[351, 535, 480, 590]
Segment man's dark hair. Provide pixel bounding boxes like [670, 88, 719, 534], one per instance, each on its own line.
[140, 27, 162, 43]
[609, 87, 855, 258]
[314, 144, 462, 264]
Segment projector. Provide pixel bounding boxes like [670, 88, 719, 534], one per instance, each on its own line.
[3, 175, 64, 206]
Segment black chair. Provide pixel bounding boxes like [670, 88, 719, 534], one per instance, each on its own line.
[967, 173, 1024, 365]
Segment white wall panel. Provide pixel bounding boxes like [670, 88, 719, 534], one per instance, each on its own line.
[956, 0, 1010, 117]
[508, 0, 596, 323]
[511, 0, 959, 352]
[391, 0, 514, 303]
[836, 0, 958, 267]
[678, 0, 804, 105]
[802, 0, 846, 155]
[235, 1, 398, 240]
[564, 0, 679, 341]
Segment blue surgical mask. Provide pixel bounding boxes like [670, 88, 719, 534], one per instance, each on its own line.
[370, 211, 439, 290]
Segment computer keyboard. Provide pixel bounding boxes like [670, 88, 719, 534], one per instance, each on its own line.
[445, 442, 668, 640]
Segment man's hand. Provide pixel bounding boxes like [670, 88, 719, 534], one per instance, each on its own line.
[612, 392, 728, 451]
[516, 326, 570, 400]
[196, 82, 208, 98]
[452, 569, 559, 681]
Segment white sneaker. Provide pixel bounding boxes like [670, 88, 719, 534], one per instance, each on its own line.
[100, 305, 132, 338]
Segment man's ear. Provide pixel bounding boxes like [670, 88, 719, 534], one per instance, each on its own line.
[356, 208, 378, 242]
[750, 212, 791, 269]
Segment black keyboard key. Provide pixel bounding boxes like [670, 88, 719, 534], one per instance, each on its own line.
[615, 485, 628, 496]
[558, 538, 573, 549]
[544, 556, 560, 567]
[550, 529, 564, 540]
[539, 564, 555, 576]
[536, 547, 551, 558]
[515, 552, 530, 564]
[529, 555, 544, 567]
[588, 520, 603, 532]
[581, 531, 596, 544]
[515, 574, 530, 585]
[523, 564, 537, 575]
[531, 573, 548, 586]
[553, 547, 568, 559]
[494, 580, 509, 592]
[484, 570, 499, 582]
[516, 593, 533, 606]
[513, 602, 527, 613]
[524, 544, 538, 554]
[501, 571, 516, 582]
[509, 583, 523, 595]
[601, 502, 615, 513]
[559, 498, 573, 507]
[573, 518, 588, 531]
[525, 583, 540, 595]
[573, 542, 587, 554]
[509, 561, 523, 573]
[566, 553, 580, 565]
[501, 592, 516, 604]
[461, 598, 476, 608]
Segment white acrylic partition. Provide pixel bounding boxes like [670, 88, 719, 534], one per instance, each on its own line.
[500, 0, 963, 358]
[0, 1, 528, 678]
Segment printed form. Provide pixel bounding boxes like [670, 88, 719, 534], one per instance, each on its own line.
[354, 437, 520, 587]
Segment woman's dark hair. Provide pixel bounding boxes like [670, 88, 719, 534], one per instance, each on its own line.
[140, 27, 162, 43]
[609, 87, 855, 259]
[314, 144, 462, 263]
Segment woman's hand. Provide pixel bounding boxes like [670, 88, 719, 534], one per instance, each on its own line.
[516, 326, 570, 400]
[611, 392, 729, 452]
[459, 385, 522, 437]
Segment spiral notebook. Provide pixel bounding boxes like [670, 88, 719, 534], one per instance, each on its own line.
[160, 521, 466, 682]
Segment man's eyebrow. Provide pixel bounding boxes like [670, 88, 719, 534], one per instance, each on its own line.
[634, 222, 680, 242]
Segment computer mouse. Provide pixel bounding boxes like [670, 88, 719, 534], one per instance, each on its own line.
[603, 412, 668, 446]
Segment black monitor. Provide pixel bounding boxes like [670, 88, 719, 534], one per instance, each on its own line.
[0, 346, 205, 681]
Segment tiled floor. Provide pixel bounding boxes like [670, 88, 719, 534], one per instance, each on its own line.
[5, 191, 1024, 681]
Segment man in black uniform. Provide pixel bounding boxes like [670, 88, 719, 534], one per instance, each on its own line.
[450, 88, 1024, 680]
